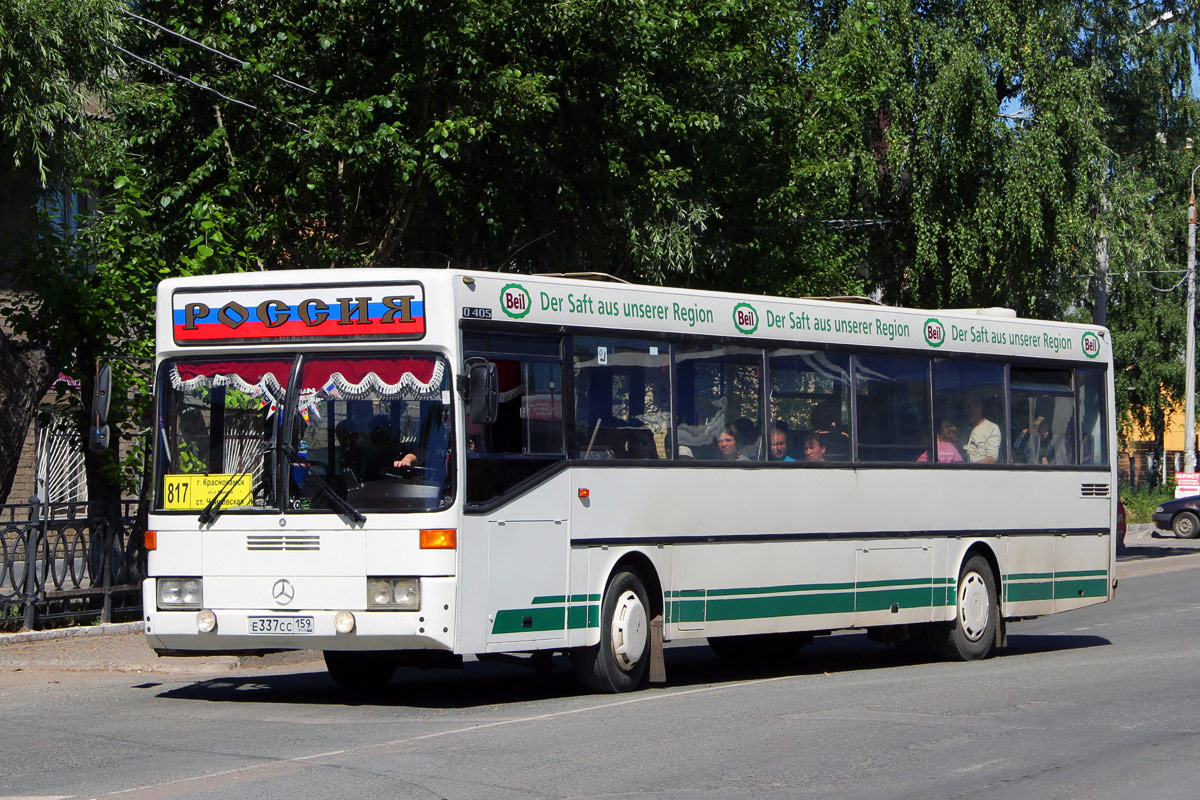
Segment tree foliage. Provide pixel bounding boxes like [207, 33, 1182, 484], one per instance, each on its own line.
[4, 0, 1200, 501]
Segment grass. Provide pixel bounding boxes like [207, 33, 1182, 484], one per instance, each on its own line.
[1120, 483, 1175, 524]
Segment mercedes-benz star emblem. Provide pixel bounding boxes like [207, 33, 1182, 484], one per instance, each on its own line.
[271, 578, 295, 606]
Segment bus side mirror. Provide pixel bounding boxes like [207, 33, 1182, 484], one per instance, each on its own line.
[468, 361, 498, 425]
[89, 363, 112, 452]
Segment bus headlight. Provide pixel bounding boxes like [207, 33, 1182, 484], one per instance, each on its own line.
[158, 578, 203, 610]
[196, 609, 217, 633]
[366, 577, 421, 610]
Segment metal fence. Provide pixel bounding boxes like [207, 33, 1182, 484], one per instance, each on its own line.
[0, 500, 143, 631]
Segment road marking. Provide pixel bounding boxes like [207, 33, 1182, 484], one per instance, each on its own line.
[0, 796, 73, 800]
[88, 673, 804, 799]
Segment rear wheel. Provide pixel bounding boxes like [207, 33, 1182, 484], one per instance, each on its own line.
[573, 570, 651, 693]
[1172, 511, 1200, 539]
[934, 555, 998, 661]
[323, 650, 398, 693]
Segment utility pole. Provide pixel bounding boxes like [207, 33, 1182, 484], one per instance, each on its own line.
[1186, 165, 1199, 474]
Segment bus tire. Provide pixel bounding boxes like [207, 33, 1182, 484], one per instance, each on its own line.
[323, 650, 397, 693]
[935, 555, 998, 661]
[1172, 511, 1200, 539]
[573, 569, 650, 693]
[708, 633, 806, 663]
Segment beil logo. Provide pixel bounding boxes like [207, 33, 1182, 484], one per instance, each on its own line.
[500, 283, 531, 319]
[732, 302, 759, 335]
[1082, 331, 1100, 358]
[924, 318, 945, 348]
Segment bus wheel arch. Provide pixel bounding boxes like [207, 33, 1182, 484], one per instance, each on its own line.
[572, 553, 663, 693]
[935, 544, 1002, 661]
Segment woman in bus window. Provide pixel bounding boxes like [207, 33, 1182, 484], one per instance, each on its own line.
[716, 425, 747, 461]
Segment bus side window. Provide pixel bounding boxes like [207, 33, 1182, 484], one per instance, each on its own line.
[675, 343, 764, 461]
[856, 354, 932, 463]
[933, 359, 1005, 464]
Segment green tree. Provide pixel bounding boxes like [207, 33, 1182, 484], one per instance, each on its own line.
[0, 0, 125, 504]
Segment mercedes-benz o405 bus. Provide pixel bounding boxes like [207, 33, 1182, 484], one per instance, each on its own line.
[144, 269, 1117, 692]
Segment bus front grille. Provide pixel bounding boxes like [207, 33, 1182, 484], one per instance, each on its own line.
[246, 534, 321, 551]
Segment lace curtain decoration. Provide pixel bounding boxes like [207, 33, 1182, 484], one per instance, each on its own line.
[170, 365, 287, 409]
[305, 360, 445, 402]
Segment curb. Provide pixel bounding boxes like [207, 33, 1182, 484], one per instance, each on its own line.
[0, 621, 144, 647]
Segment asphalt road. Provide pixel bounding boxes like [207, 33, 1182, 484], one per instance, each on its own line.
[1, 541, 1198, 800]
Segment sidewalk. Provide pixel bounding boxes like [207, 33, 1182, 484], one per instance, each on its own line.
[0, 623, 322, 675]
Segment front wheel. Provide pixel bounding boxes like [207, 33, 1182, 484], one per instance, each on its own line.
[1172, 511, 1200, 539]
[573, 570, 651, 693]
[323, 650, 398, 693]
[933, 555, 998, 661]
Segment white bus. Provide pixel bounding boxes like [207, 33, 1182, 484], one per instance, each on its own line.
[144, 269, 1116, 692]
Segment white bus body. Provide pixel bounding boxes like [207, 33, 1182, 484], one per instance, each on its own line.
[145, 269, 1116, 692]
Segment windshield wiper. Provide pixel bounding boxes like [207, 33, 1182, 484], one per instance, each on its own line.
[281, 443, 366, 523]
[198, 442, 268, 525]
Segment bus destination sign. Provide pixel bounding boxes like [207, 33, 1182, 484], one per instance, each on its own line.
[172, 284, 425, 344]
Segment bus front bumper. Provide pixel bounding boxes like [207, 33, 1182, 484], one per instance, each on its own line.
[144, 576, 456, 653]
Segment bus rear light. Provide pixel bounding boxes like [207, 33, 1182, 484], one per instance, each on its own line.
[367, 577, 420, 610]
[420, 529, 456, 549]
[145, 530, 157, 551]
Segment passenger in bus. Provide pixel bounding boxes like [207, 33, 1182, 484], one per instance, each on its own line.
[917, 420, 963, 463]
[811, 401, 850, 460]
[731, 417, 761, 460]
[716, 425, 748, 461]
[626, 428, 659, 459]
[960, 394, 1001, 463]
[803, 431, 826, 462]
[769, 422, 795, 461]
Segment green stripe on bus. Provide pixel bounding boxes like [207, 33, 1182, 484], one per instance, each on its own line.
[1054, 578, 1108, 599]
[498, 570, 1108, 634]
[492, 606, 566, 634]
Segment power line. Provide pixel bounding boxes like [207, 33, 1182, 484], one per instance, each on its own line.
[109, 42, 310, 133]
[121, 9, 316, 95]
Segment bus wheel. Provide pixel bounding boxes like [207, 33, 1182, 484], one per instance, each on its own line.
[323, 650, 397, 693]
[573, 570, 650, 693]
[935, 555, 998, 661]
[708, 633, 806, 663]
[1172, 511, 1200, 539]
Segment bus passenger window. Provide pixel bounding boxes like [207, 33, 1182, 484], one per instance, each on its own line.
[1076, 368, 1108, 466]
[769, 349, 851, 462]
[675, 344, 764, 461]
[572, 337, 670, 460]
[932, 360, 1005, 463]
[1010, 367, 1075, 466]
[856, 354, 932, 463]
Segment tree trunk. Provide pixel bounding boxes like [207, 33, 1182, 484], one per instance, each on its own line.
[0, 329, 58, 504]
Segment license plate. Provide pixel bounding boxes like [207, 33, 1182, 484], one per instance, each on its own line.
[248, 616, 314, 635]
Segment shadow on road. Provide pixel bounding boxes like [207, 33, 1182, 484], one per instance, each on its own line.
[154, 628, 1110, 709]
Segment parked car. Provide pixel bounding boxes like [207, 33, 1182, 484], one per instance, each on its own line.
[1116, 500, 1126, 550]
[1152, 495, 1200, 539]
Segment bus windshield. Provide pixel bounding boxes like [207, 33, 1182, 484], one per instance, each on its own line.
[155, 354, 454, 515]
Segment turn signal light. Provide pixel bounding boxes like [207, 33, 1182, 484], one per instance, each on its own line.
[420, 529, 456, 549]
[145, 530, 157, 551]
